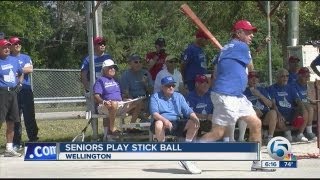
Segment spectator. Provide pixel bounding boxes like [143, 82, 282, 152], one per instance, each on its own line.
[153, 55, 186, 95]
[287, 56, 301, 84]
[185, 74, 213, 137]
[310, 54, 320, 77]
[93, 59, 137, 141]
[181, 29, 210, 91]
[120, 54, 153, 124]
[145, 38, 167, 81]
[291, 67, 317, 141]
[9, 37, 39, 151]
[240, 71, 278, 142]
[268, 68, 309, 142]
[80, 36, 112, 139]
[80, 36, 112, 112]
[149, 75, 201, 174]
[0, 39, 23, 157]
[199, 19, 275, 172]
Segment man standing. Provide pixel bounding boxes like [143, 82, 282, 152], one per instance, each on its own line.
[181, 29, 209, 91]
[200, 20, 275, 171]
[145, 38, 167, 81]
[9, 37, 39, 150]
[0, 39, 23, 157]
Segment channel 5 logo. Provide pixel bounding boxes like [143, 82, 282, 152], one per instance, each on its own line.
[267, 136, 292, 161]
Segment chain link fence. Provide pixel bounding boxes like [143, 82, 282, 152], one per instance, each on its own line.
[31, 69, 86, 113]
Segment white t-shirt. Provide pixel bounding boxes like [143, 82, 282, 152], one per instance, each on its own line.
[153, 68, 183, 93]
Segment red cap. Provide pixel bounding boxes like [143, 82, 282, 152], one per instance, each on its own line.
[248, 71, 259, 79]
[195, 74, 208, 83]
[9, 37, 21, 44]
[292, 116, 304, 128]
[195, 30, 209, 39]
[232, 20, 257, 32]
[288, 56, 300, 63]
[93, 36, 106, 45]
[298, 67, 310, 75]
[0, 39, 11, 47]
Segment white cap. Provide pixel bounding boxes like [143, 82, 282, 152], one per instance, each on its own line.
[102, 59, 118, 69]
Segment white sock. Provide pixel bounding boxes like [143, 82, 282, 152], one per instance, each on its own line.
[223, 137, 230, 142]
[228, 124, 235, 142]
[185, 139, 192, 142]
[238, 120, 247, 141]
[104, 126, 109, 137]
[285, 130, 292, 137]
[306, 125, 313, 134]
[6, 143, 13, 150]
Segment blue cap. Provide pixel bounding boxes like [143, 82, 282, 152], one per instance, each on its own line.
[128, 54, 141, 62]
[161, 76, 176, 85]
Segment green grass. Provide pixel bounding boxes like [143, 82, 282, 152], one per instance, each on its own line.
[0, 116, 151, 149]
[0, 118, 105, 149]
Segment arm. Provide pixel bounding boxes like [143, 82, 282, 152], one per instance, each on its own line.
[310, 56, 320, 77]
[251, 88, 273, 108]
[80, 70, 90, 91]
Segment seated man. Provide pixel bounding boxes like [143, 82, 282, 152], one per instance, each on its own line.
[149, 75, 201, 174]
[268, 68, 309, 142]
[153, 55, 187, 95]
[120, 54, 153, 124]
[185, 74, 213, 137]
[93, 59, 135, 141]
[241, 71, 278, 142]
[291, 67, 317, 141]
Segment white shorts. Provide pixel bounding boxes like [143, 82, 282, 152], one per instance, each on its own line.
[211, 92, 256, 126]
[97, 101, 127, 117]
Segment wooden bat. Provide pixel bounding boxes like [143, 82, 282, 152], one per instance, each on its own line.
[180, 4, 222, 50]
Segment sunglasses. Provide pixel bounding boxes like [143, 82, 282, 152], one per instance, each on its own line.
[13, 43, 21, 46]
[165, 84, 176, 88]
[133, 61, 141, 64]
[167, 60, 177, 64]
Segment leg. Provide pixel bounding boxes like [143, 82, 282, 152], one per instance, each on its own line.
[154, 120, 165, 142]
[305, 103, 317, 140]
[237, 119, 247, 141]
[200, 124, 226, 142]
[13, 91, 23, 146]
[263, 110, 277, 140]
[184, 120, 199, 141]
[108, 101, 118, 132]
[22, 90, 39, 141]
[129, 100, 143, 123]
[240, 114, 262, 144]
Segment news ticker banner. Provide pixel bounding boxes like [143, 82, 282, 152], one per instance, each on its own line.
[24, 142, 259, 161]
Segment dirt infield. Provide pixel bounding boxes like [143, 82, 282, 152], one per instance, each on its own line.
[1, 141, 319, 178]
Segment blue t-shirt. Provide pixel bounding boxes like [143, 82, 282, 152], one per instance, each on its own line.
[181, 43, 207, 82]
[80, 53, 112, 80]
[93, 76, 122, 101]
[288, 71, 298, 84]
[243, 87, 271, 114]
[185, 90, 213, 115]
[268, 83, 299, 121]
[149, 91, 193, 121]
[291, 81, 308, 103]
[212, 39, 252, 96]
[120, 69, 153, 98]
[10, 53, 32, 89]
[0, 56, 23, 88]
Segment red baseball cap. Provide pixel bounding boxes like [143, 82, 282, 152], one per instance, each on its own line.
[93, 36, 106, 45]
[0, 39, 11, 47]
[195, 29, 209, 39]
[298, 67, 310, 75]
[195, 74, 208, 83]
[232, 20, 257, 32]
[288, 56, 300, 63]
[9, 37, 21, 44]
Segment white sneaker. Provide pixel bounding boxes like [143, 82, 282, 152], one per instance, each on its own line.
[305, 133, 317, 141]
[4, 149, 22, 157]
[179, 161, 202, 174]
[251, 161, 276, 172]
[285, 135, 293, 142]
[296, 134, 308, 142]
